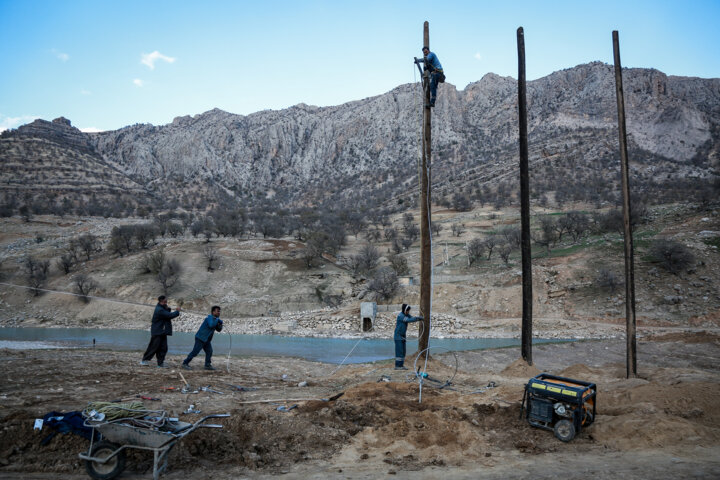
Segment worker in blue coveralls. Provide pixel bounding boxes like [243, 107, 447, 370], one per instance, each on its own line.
[421, 46, 444, 107]
[182, 305, 223, 371]
[394, 304, 423, 370]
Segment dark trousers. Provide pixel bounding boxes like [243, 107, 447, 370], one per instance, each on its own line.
[183, 338, 213, 366]
[429, 72, 441, 102]
[394, 339, 406, 367]
[142, 335, 168, 365]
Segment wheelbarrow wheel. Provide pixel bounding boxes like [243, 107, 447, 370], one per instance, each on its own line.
[84, 440, 126, 480]
[553, 419, 576, 442]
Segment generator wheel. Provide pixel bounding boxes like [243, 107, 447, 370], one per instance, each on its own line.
[554, 419, 576, 442]
[84, 440, 126, 480]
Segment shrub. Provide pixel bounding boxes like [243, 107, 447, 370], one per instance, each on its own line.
[648, 239, 694, 274]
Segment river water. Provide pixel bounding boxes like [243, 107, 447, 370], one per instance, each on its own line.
[0, 327, 566, 364]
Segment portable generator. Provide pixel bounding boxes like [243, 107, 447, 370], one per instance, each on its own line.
[520, 373, 597, 442]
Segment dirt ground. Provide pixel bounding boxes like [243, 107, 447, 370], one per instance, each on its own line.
[1, 331, 719, 479]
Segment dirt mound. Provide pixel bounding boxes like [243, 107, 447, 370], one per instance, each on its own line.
[558, 363, 603, 379]
[592, 381, 720, 450]
[501, 358, 541, 378]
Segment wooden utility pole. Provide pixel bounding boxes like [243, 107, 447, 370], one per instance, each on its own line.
[517, 27, 533, 365]
[612, 30, 637, 378]
[418, 21, 432, 356]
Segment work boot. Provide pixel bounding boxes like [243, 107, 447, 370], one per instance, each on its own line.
[181, 363, 192, 370]
[394, 366, 408, 370]
[139, 360, 149, 366]
[204, 364, 216, 371]
[157, 363, 169, 368]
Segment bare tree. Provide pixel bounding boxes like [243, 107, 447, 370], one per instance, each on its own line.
[533, 216, 558, 254]
[77, 233, 100, 261]
[141, 248, 166, 275]
[135, 223, 159, 249]
[384, 227, 398, 242]
[467, 238, 485, 266]
[366, 267, 398, 301]
[73, 274, 97, 303]
[499, 225, 521, 249]
[24, 256, 49, 296]
[388, 252, 409, 276]
[303, 231, 327, 268]
[403, 222, 419, 244]
[203, 245, 220, 271]
[483, 235, 498, 260]
[56, 253, 75, 275]
[431, 222, 443, 237]
[565, 211, 590, 242]
[157, 258, 182, 295]
[498, 243, 513, 266]
[595, 268, 622, 293]
[451, 222, 466, 237]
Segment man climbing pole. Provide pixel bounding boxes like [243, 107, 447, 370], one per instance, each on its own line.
[415, 46, 444, 107]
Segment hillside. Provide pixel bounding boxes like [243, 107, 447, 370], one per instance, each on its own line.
[1, 62, 718, 217]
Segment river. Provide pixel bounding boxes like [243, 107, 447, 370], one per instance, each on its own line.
[0, 327, 566, 364]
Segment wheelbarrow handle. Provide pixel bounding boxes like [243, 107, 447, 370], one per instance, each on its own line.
[183, 413, 231, 434]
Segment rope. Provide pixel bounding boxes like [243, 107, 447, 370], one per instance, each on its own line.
[82, 401, 167, 428]
[327, 336, 364, 377]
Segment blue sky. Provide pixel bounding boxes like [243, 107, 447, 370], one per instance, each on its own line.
[1, 0, 719, 132]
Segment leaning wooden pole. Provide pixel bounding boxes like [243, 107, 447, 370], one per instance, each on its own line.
[418, 21, 432, 357]
[517, 27, 533, 365]
[612, 30, 637, 378]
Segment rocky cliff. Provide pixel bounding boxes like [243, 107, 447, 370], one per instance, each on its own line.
[3, 62, 719, 212]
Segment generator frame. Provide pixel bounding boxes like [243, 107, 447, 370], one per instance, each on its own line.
[520, 373, 597, 442]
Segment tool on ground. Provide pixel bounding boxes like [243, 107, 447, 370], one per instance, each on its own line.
[137, 395, 161, 401]
[226, 384, 258, 392]
[183, 404, 201, 414]
[277, 404, 298, 412]
[200, 386, 223, 394]
[520, 373, 597, 442]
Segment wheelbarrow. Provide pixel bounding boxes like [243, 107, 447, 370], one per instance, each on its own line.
[79, 413, 230, 480]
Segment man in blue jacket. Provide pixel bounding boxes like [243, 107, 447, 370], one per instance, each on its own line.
[140, 295, 181, 368]
[420, 46, 444, 107]
[394, 304, 423, 370]
[182, 306, 223, 371]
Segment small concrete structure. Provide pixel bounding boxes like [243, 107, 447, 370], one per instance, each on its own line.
[360, 302, 377, 332]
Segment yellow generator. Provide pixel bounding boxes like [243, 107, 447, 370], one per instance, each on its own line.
[520, 373, 596, 442]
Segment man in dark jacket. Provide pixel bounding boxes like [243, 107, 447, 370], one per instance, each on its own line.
[181, 305, 223, 371]
[394, 303, 423, 370]
[140, 295, 181, 368]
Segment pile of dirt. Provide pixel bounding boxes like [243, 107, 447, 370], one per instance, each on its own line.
[501, 358, 541, 378]
[593, 381, 720, 450]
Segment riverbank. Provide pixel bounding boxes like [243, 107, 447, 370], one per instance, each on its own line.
[1, 331, 719, 479]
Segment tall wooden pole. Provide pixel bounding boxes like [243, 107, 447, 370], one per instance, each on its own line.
[418, 21, 432, 356]
[517, 27, 533, 365]
[612, 30, 637, 378]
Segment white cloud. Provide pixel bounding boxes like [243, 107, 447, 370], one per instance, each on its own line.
[80, 127, 103, 133]
[0, 113, 39, 132]
[51, 48, 69, 61]
[474, 52, 482, 61]
[141, 51, 176, 70]
[80, 89, 92, 95]
[133, 78, 144, 87]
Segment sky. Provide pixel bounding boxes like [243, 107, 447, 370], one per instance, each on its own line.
[1, 0, 719, 133]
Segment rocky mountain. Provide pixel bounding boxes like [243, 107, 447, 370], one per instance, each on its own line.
[2, 62, 719, 214]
